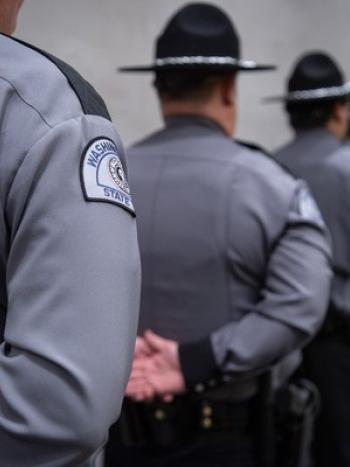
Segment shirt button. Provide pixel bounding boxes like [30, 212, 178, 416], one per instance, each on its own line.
[201, 417, 212, 429]
[195, 383, 205, 393]
[202, 404, 213, 417]
[154, 409, 166, 421]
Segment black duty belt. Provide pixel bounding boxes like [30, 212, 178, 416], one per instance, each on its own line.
[317, 309, 350, 344]
[117, 394, 255, 448]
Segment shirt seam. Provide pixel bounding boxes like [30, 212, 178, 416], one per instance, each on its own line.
[4, 115, 84, 233]
[0, 76, 54, 129]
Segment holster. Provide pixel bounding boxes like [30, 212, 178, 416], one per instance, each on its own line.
[276, 378, 320, 467]
[258, 373, 320, 467]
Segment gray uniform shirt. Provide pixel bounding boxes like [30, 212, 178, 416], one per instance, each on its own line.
[128, 115, 332, 399]
[275, 128, 350, 320]
[0, 35, 140, 465]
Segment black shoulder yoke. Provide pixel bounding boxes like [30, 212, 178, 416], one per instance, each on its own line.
[235, 138, 296, 178]
[236, 138, 269, 154]
[10, 36, 111, 121]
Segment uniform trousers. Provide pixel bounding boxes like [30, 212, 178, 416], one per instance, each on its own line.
[105, 431, 258, 467]
[303, 332, 350, 467]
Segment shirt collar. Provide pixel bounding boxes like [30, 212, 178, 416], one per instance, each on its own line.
[295, 127, 339, 146]
[293, 127, 340, 156]
[164, 114, 227, 135]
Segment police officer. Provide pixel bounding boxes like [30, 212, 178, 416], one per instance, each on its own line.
[0, 1, 140, 465]
[273, 52, 350, 467]
[106, 4, 332, 466]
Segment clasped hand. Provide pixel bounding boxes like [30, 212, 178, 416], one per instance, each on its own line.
[126, 330, 186, 402]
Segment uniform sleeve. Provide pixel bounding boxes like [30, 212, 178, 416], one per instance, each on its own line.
[179, 180, 332, 389]
[0, 116, 141, 465]
[329, 167, 350, 320]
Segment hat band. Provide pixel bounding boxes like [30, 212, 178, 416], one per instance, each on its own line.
[155, 56, 257, 68]
[288, 81, 350, 100]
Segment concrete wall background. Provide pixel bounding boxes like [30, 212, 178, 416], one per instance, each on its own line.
[16, 0, 350, 150]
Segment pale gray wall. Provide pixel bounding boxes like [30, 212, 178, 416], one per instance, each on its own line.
[16, 0, 350, 150]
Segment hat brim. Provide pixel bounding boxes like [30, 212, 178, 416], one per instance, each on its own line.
[265, 82, 350, 103]
[119, 58, 275, 73]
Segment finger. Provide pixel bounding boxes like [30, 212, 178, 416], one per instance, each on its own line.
[162, 394, 174, 403]
[132, 358, 153, 372]
[126, 375, 150, 388]
[134, 337, 153, 357]
[127, 376, 150, 389]
[129, 392, 148, 402]
[133, 356, 163, 374]
[153, 353, 167, 368]
[126, 381, 151, 397]
[127, 376, 148, 388]
[127, 380, 155, 399]
[128, 368, 148, 380]
[142, 386, 156, 402]
[130, 360, 150, 375]
[144, 330, 168, 351]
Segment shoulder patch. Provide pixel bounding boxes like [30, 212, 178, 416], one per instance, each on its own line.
[80, 137, 135, 216]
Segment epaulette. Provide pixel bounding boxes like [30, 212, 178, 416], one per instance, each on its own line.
[235, 139, 297, 178]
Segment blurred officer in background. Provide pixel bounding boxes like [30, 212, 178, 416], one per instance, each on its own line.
[106, 4, 332, 466]
[0, 0, 140, 465]
[344, 111, 350, 146]
[274, 52, 350, 467]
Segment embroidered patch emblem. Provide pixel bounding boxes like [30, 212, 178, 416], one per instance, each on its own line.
[81, 137, 135, 215]
[108, 157, 130, 194]
[297, 186, 324, 226]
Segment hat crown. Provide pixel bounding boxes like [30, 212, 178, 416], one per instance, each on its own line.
[156, 3, 240, 60]
[288, 52, 344, 93]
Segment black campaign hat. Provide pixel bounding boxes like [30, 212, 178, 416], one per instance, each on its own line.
[119, 3, 275, 73]
[266, 52, 350, 102]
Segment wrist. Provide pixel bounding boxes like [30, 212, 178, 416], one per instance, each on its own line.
[178, 336, 219, 390]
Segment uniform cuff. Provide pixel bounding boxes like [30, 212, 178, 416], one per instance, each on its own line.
[178, 336, 219, 390]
